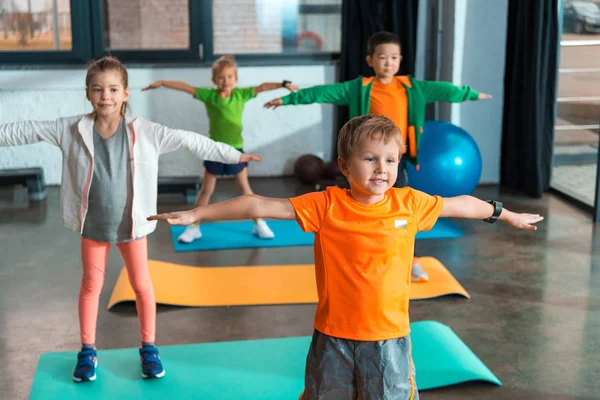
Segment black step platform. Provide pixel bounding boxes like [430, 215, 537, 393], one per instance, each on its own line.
[157, 176, 201, 204]
[0, 167, 47, 201]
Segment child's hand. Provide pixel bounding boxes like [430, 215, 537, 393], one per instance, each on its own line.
[142, 81, 162, 91]
[264, 98, 283, 109]
[504, 211, 544, 231]
[285, 83, 300, 92]
[240, 153, 262, 163]
[478, 92, 492, 100]
[147, 210, 198, 225]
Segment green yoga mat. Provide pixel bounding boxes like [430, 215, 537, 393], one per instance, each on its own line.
[30, 321, 500, 399]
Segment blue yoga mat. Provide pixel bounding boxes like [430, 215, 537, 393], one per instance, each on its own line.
[170, 219, 463, 252]
[30, 321, 500, 400]
[170, 220, 314, 252]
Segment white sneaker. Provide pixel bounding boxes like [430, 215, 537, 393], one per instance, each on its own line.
[411, 259, 429, 283]
[252, 220, 275, 239]
[178, 225, 202, 243]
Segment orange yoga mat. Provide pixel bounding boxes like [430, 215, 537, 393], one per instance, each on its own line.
[107, 257, 469, 309]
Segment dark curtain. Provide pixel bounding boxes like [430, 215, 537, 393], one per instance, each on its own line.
[501, 0, 560, 197]
[336, 0, 420, 156]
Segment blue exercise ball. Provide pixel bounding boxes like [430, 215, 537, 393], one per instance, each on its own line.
[405, 121, 482, 197]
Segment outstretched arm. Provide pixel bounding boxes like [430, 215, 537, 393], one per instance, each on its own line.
[420, 80, 491, 104]
[264, 81, 351, 109]
[440, 195, 543, 231]
[150, 121, 261, 164]
[254, 81, 300, 96]
[148, 194, 296, 225]
[142, 80, 196, 96]
[0, 120, 62, 147]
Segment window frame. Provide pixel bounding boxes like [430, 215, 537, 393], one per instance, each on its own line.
[0, 0, 341, 67]
[90, 0, 206, 63]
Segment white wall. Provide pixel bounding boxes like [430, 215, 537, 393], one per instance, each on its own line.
[448, 0, 508, 183]
[0, 65, 336, 185]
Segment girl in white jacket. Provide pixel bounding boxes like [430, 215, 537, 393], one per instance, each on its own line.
[0, 56, 261, 383]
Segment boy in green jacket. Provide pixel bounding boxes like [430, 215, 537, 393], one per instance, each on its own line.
[264, 31, 492, 282]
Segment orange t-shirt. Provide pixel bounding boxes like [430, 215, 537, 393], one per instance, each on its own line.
[368, 77, 409, 153]
[289, 186, 443, 341]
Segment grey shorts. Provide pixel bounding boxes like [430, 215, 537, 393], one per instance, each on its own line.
[302, 330, 418, 400]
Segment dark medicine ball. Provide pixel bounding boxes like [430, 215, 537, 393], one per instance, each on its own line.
[294, 154, 326, 185]
[324, 160, 343, 179]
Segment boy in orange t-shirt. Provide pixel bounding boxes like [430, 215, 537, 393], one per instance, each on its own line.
[149, 115, 543, 399]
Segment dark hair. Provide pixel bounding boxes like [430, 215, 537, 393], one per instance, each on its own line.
[367, 31, 401, 56]
[337, 115, 402, 160]
[85, 56, 130, 115]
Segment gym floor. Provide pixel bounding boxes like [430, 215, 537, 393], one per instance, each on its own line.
[0, 178, 599, 400]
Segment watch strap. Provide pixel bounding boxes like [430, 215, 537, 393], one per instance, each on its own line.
[483, 200, 503, 223]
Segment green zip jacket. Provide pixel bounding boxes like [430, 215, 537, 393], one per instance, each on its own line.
[281, 76, 480, 166]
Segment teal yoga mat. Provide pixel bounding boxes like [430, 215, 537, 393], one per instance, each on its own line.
[30, 321, 500, 399]
[170, 219, 463, 252]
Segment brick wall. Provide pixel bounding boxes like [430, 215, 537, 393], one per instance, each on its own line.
[105, 0, 189, 50]
[212, 0, 282, 54]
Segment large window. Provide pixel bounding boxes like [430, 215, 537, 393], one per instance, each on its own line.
[0, 0, 341, 66]
[0, 0, 72, 51]
[551, 0, 600, 213]
[212, 0, 341, 55]
[0, 0, 92, 64]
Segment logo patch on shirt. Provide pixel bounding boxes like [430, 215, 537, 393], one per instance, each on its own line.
[394, 219, 408, 228]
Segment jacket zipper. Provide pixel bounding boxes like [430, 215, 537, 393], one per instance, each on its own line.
[79, 150, 94, 233]
[130, 122, 137, 240]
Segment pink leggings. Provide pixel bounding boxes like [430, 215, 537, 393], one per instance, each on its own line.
[79, 236, 156, 344]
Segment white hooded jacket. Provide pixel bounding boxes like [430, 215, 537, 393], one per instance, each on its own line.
[0, 113, 242, 238]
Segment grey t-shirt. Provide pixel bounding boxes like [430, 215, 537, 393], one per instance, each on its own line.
[82, 118, 134, 243]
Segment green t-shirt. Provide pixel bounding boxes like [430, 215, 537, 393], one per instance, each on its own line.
[194, 87, 256, 148]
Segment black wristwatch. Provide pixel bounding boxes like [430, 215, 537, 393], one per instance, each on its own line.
[483, 200, 503, 223]
[282, 80, 291, 88]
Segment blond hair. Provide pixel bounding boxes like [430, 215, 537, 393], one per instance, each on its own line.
[337, 115, 402, 160]
[85, 56, 129, 115]
[212, 55, 237, 79]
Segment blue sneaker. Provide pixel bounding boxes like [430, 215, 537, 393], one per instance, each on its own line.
[72, 348, 98, 382]
[139, 345, 165, 379]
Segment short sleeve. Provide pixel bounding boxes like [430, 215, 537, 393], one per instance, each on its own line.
[194, 87, 214, 102]
[288, 191, 329, 233]
[411, 189, 444, 232]
[236, 87, 256, 102]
